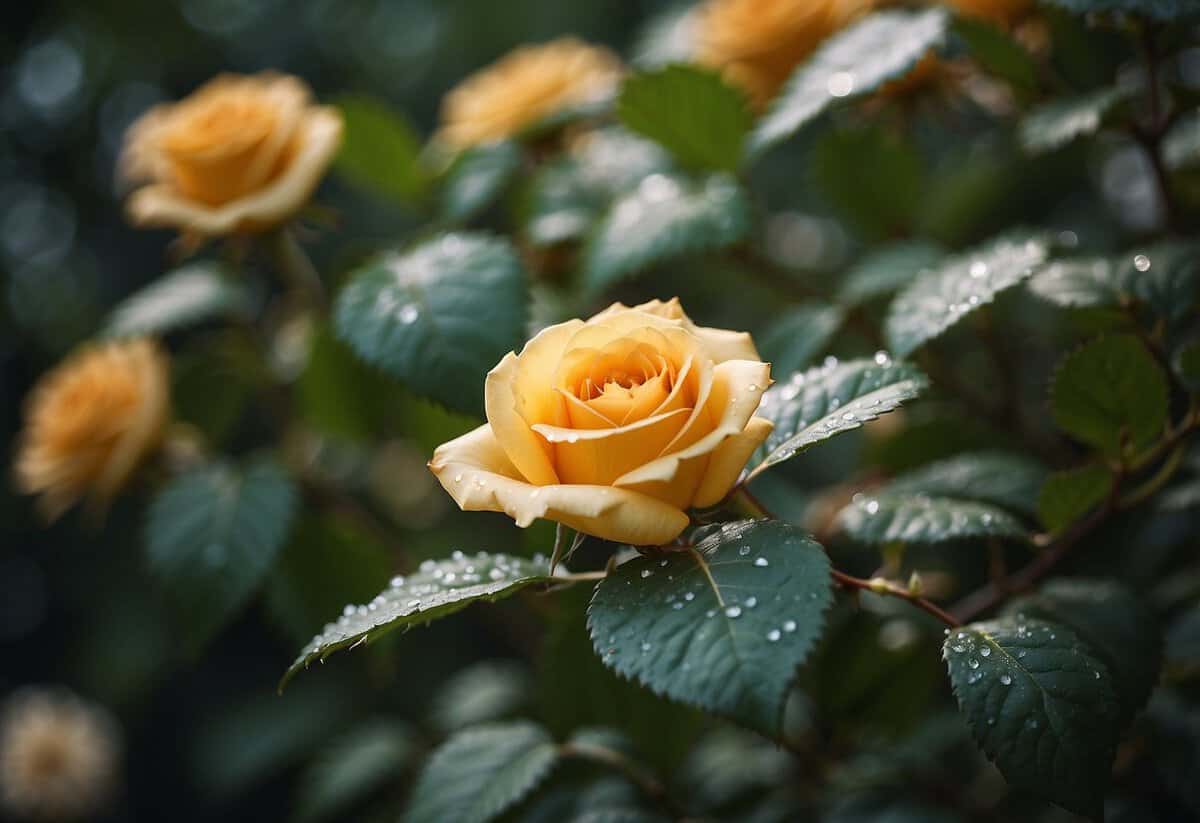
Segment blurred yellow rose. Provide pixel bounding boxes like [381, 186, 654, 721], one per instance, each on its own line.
[15, 339, 169, 519]
[438, 37, 622, 150]
[429, 299, 773, 545]
[120, 72, 342, 237]
[695, 0, 876, 108]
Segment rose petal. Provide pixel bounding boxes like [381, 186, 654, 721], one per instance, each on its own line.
[126, 105, 343, 235]
[692, 415, 773, 507]
[486, 352, 559, 486]
[429, 424, 690, 545]
[614, 358, 770, 489]
[532, 407, 691, 486]
[591, 297, 761, 363]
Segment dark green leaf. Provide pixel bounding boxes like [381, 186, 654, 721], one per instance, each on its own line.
[1004, 579, 1162, 725]
[618, 65, 752, 172]
[297, 325, 405, 441]
[837, 493, 1027, 545]
[1041, 0, 1198, 21]
[583, 173, 749, 293]
[1027, 257, 1117, 308]
[944, 617, 1121, 818]
[885, 232, 1050, 357]
[106, 263, 254, 337]
[295, 722, 417, 823]
[1018, 87, 1129, 154]
[1050, 334, 1168, 457]
[265, 513, 391, 645]
[432, 661, 532, 734]
[1037, 464, 1113, 532]
[1166, 606, 1200, 666]
[953, 16, 1038, 94]
[404, 722, 559, 823]
[884, 452, 1047, 517]
[1164, 113, 1200, 171]
[752, 357, 929, 475]
[811, 125, 924, 240]
[441, 141, 522, 223]
[588, 520, 833, 736]
[146, 457, 297, 653]
[1174, 339, 1200, 391]
[283, 552, 554, 688]
[757, 302, 845, 377]
[749, 7, 949, 156]
[334, 96, 426, 202]
[334, 232, 527, 415]
[838, 242, 944, 307]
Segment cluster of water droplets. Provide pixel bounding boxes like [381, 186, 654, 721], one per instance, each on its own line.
[303, 551, 550, 657]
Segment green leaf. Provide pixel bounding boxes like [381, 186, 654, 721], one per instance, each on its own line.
[1175, 339, 1200, 392]
[952, 16, 1038, 94]
[283, 552, 554, 689]
[884, 451, 1048, 517]
[751, 356, 929, 475]
[582, 173, 749, 294]
[811, 125, 924, 240]
[106, 263, 254, 337]
[618, 65, 752, 172]
[885, 232, 1050, 357]
[1041, 0, 1198, 21]
[1037, 464, 1113, 532]
[146, 457, 297, 653]
[334, 232, 527, 416]
[265, 513, 391, 645]
[1004, 579, 1162, 725]
[1051, 334, 1169, 457]
[587, 520, 833, 737]
[757, 302, 845, 377]
[837, 494, 1028, 545]
[1164, 113, 1200, 171]
[838, 241, 944, 307]
[523, 160, 602, 247]
[334, 95, 426, 202]
[295, 722, 417, 823]
[1018, 87, 1129, 154]
[749, 7, 950, 157]
[441, 141, 522, 223]
[944, 618, 1121, 819]
[297, 325, 405, 441]
[432, 661, 532, 734]
[1029, 244, 1200, 327]
[404, 721, 559, 823]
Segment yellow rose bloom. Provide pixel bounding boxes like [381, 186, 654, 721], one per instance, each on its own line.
[438, 37, 622, 150]
[15, 339, 170, 519]
[429, 299, 773, 546]
[695, 0, 876, 108]
[944, 0, 1031, 25]
[120, 72, 343, 237]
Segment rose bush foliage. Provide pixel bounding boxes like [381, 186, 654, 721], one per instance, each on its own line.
[12, 1, 1200, 821]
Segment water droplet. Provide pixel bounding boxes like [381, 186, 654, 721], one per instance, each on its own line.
[1093, 670, 1101, 680]
[1133, 254, 1151, 272]
[398, 304, 419, 324]
[705, 609, 716, 618]
[342, 605, 355, 617]
[640, 569, 653, 579]
[980, 647, 991, 657]
[672, 601, 684, 610]
[407, 599, 421, 608]
[453, 473, 463, 483]
[684, 591, 695, 601]
[783, 620, 797, 632]
[390, 575, 405, 588]
[754, 557, 769, 567]
[767, 629, 781, 642]
[641, 641, 652, 652]
[419, 560, 436, 573]
[744, 596, 758, 609]
[999, 674, 1012, 685]
[738, 545, 751, 556]
[827, 71, 855, 97]
[969, 260, 988, 278]
[968, 658, 980, 670]
[725, 606, 742, 618]
[873, 350, 891, 366]
[865, 500, 880, 515]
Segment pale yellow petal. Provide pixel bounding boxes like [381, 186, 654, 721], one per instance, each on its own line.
[692, 416, 774, 507]
[614, 358, 770, 489]
[485, 352, 559, 486]
[532, 407, 691, 486]
[126, 106, 343, 235]
[429, 424, 689, 545]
